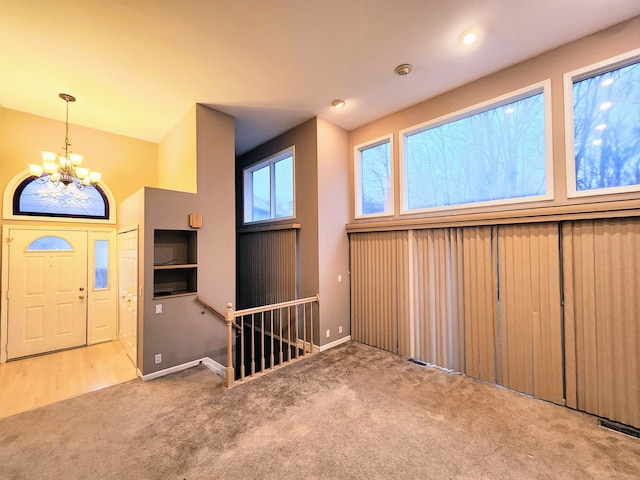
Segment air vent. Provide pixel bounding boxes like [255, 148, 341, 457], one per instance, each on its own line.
[599, 419, 640, 439]
[409, 357, 428, 366]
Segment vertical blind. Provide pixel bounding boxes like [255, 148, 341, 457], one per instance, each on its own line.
[350, 219, 640, 421]
[237, 229, 297, 309]
[350, 231, 409, 353]
[497, 223, 563, 404]
[463, 226, 499, 383]
[563, 218, 640, 428]
[412, 228, 465, 372]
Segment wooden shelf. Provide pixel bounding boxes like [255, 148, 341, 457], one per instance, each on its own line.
[153, 264, 197, 270]
[153, 291, 197, 300]
[153, 230, 197, 297]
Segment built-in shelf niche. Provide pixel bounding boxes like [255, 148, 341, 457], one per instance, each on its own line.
[153, 229, 197, 298]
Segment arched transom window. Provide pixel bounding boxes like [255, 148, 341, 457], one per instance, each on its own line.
[13, 176, 109, 220]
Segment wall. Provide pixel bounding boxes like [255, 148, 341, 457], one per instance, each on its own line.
[348, 16, 640, 228]
[132, 104, 235, 375]
[236, 117, 351, 347]
[0, 106, 158, 224]
[236, 118, 320, 301]
[316, 117, 350, 345]
[157, 106, 197, 193]
[195, 105, 236, 312]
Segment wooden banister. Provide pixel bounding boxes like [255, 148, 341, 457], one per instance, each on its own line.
[195, 296, 241, 330]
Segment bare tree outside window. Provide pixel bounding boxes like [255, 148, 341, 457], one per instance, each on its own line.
[404, 92, 547, 210]
[572, 61, 640, 191]
[359, 140, 391, 215]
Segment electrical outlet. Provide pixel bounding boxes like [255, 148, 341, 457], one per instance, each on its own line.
[339, 325, 343, 334]
[326, 329, 330, 338]
[156, 304, 163, 314]
[155, 353, 162, 364]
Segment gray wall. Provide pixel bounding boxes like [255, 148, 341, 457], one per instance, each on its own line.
[121, 105, 235, 375]
[316, 118, 350, 345]
[236, 118, 320, 301]
[236, 117, 351, 346]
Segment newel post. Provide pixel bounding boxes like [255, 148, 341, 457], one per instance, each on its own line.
[225, 302, 235, 388]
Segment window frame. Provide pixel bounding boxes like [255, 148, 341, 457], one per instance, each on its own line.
[3, 170, 116, 224]
[12, 176, 110, 220]
[563, 48, 640, 198]
[354, 134, 394, 219]
[399, 80, 554, 215]
[243, 146, 295, 225]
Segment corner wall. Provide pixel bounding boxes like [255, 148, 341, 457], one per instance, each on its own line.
[137, 105, 235, 375]
[236, 117, 351, 347]
[236, 118, 320, 301]
[157, 106, 197, 193]
[316, 118, 350, 345]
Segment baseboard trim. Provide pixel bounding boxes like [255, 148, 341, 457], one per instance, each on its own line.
[140, 357, 226, 381]
[319, 335, 351, 352]
[139, 339, 349, 381]
[200, 357, 226, 377]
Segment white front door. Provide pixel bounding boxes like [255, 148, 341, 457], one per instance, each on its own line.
[118, 227, 138, 366]
[7, 229, 88, 359]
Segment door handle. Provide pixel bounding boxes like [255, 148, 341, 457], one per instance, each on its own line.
[79, 295, 85, 299]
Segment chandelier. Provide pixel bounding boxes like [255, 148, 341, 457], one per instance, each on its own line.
[29, 93, 101, 188]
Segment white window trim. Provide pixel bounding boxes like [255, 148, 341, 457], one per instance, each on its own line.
[243, 146, 296, 225]
[354, 133, 394, 219]
[564, 48, 640, 199]
[2, 169, 116, 224]
[399, 80, 554, 215]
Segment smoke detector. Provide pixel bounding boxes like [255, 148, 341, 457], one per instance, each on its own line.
[395, 64, 412, 76]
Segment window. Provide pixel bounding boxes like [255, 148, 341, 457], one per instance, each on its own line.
[355, 135, 393, 217]
[13, 176, 109, 219]
[27, 236, 73, 251]
[401, 83, 551, 212]
[565, 51, 640, 197]
[243, 147, 294, 223]
[94, 239, 109, 289]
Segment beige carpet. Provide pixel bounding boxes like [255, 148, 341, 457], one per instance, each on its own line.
[0, 341, 638, 479]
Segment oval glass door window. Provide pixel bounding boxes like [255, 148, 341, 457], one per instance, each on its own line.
[27, 236, 74, 251]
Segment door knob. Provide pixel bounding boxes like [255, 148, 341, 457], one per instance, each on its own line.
[79, 295, 85, 299]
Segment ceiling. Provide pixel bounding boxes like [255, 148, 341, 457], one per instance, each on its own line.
[2, 1, 639, 156]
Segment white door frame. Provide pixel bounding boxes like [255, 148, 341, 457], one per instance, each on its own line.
[0, 224, 117, 363]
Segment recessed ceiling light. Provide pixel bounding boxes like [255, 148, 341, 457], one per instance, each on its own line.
[394, 64, 412, 76]
[331, 99, 345, 108]
[461, 31, 478, 45]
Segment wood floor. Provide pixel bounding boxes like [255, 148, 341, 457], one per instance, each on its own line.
[0, 341, 138, 419]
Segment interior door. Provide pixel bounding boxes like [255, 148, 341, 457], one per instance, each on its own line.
[118, 227, 138, 366]
[7, 229, 88, 359]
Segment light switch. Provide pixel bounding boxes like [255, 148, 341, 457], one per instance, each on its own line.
[156, 304, 163, 314]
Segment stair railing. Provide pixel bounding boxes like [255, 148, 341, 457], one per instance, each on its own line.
[225, 295, 319, 387]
